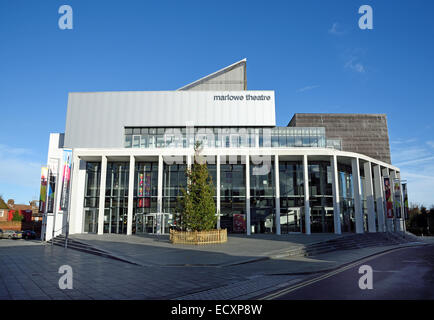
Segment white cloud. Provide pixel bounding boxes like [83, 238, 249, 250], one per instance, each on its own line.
[345, 57, 365, 73]
[391, 140, 434, 206]
[426, 141, 434, 148]
[296, 85, 319, 93]
[328, 22, 346, 35]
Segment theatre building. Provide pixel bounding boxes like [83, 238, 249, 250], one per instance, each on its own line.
[41, 59, 405, 241]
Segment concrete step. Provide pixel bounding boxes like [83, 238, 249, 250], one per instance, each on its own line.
[50, 235, 139, 265]
[280, 232, 415, 258]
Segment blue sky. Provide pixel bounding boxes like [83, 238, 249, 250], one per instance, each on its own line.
[0, 0, 433, 206]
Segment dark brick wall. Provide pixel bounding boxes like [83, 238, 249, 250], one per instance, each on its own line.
[288, 114, 391, 164]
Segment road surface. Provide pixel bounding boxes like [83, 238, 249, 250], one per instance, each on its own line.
[262, 244, 434, 300]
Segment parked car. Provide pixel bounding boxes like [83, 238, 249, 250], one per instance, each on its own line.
[1, 230, 21, 239]
[22, 230, 37, 240]
[0, 229, 3, 238]
[14, 230, 23, 238]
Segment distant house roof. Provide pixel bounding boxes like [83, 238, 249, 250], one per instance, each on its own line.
[0, 198, 9, 210]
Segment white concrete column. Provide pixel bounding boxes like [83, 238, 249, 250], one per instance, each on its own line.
[363, 162, 377, 233]
[187, 154, 192, 170]
[395, 172, 405, 232]
[127, 155, 135, 235]
[157, 155, 163, 213]
[303, 155, 311, 235]
[246, 155, 251, 235]
[72, 158, 86, 235]
[331, 155, 341, 234]
[216, 155, 221, 229]
[351, 158, 364, 234]
[68, 155, 81, 235]
[97, 156, 107, 235]
[274, 154, 281, 235]
[373, 165, 386, 232]
[390, 170, 399, 232]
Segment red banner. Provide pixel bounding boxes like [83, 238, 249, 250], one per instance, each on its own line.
[384, 177, 393, 218]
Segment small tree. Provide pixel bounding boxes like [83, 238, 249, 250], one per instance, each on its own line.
[177, 142, 216, 231]
[12, 210, 23, 222]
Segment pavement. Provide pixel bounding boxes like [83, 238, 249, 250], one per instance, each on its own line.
[68, 233, 345, 266]
[0, 234, 431, 300]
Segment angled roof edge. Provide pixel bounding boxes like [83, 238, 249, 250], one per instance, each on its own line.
[177, 58, 247, 91]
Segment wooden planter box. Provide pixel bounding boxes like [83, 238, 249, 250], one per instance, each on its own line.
[170, 229, 227, 245]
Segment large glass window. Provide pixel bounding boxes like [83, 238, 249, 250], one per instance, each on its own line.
[220, 163, 246, 233]
[83, 162, 101, 233]
[338, 163, 355, 233]
[123, 126, 341, 150]
[133, 162, 158, 234]
[279, 161, 305, 233]
[309, 161, 334, 233]
[250, 161, 275, 234]
[104, 162, 129, 234]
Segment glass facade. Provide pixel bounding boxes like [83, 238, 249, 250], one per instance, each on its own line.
[133, 162, 158, 234]
[250, 162, 275, 234]
[83, 162, 101, 233]
[338, 163, 355, 233]
[80, 156, 376, 235]
[220, 163, 246, 233]
[279, 162, 305, 233]
[104, 162, 129, 234]
[309, 161, 334, 233]
[124, 127, 340, 150]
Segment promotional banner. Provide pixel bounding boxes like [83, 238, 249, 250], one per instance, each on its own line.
[393, 180, 402, 218]
[144, 172, 151, 196]
[59, 149, 73, 212]
[38, 167, 48, 213]
[138, 173, 144, 197]
[383, 177, 394, 218]
[47, 169, 56, 213]
[402, 183, 409, 220]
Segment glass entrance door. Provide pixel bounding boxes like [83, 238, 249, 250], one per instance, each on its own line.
[84, 209, 98, 233]
[281, 207, 302, 233]
[142, 213, 170, 234]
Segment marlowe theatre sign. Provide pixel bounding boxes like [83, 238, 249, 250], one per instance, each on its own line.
[213, 94, 271, 101]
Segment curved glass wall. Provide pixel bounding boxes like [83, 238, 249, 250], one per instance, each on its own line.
[83, 162, 101, 233]
[104, 162, 129, 234]
[309, 161, 334, 233]
[133, 162, 158, 234]
[279, 161, 305, 233]
[338, 163, 355, 233]
[250, 162, 275, 234]
[220, 163, 246, 233]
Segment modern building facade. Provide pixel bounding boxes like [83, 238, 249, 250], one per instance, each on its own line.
[42, 59, 405, 241]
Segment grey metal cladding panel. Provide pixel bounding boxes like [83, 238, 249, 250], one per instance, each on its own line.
[63, 91, 275, 148]
[185, 65, 245, 91]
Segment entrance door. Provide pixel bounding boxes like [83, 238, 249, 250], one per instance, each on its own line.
[83, 209, 98, 233]
[282, 207, 302, 233]
[143, 213, 170, 234]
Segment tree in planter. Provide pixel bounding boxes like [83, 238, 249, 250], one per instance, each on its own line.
[177, 141, 217, 231]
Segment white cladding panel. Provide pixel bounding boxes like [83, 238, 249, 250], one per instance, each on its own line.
[64, 91, 275, 148]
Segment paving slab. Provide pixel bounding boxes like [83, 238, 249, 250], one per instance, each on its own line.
[69, 233, 344, 266]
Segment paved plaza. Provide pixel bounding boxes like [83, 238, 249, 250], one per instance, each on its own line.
[0, 234, 429, 300]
